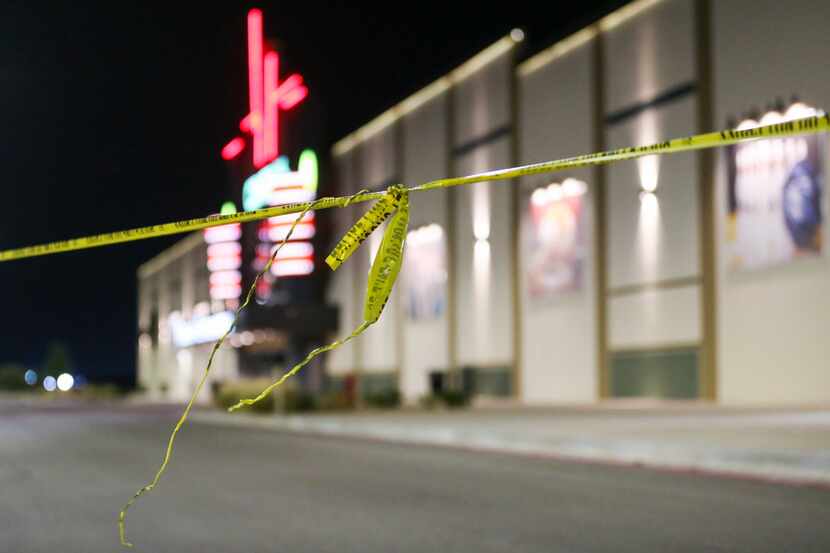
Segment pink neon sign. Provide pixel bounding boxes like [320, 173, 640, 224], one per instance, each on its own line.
[221, 9, 309, 168]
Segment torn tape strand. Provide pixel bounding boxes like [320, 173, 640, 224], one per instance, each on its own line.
[118, 194, 344, 548]
[325, 190, 399, 271]
[228, 187, 408, 412]
[364, 188, 408, 323]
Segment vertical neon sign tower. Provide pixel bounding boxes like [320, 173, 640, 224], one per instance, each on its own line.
[221, 8, 309, 168]
[218, 8, 316, 303]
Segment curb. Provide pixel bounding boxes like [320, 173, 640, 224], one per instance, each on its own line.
[190, 410, 830, 491]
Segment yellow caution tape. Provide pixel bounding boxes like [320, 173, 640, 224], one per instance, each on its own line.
[117, 197, 322, 548]
[325, 191, 399, 271]
[364, 187, 408, 323]
[4, 114, 817, 548]
[227, 187, 409, 414]
[1, 114, 826, 264]
[0, 194, 383, 263]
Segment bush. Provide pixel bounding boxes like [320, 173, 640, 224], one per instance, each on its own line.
[419, 390, 471, 409]
[283, 388, 316, 413]
[76, 383, 124, 400]
[214, 378, 276, 414]
[364, 388, 400, 409]
[0, 365, 27, 391]
[214, 379, 318, 414]
[440, 390, 470, 408]
[316, 390, 354, 411]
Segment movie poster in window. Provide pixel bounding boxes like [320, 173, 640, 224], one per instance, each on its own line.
[726, 105, 824, 270]
[402, 224, 447, 321]
[523, 178, 588, 297]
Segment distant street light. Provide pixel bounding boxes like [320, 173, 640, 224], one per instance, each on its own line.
[57, 373, 74, 392]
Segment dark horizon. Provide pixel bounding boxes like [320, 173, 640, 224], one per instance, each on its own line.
[0, 1, 625, 385]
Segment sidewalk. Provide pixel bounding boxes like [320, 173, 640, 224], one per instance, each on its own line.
[191, 402, 830, 487]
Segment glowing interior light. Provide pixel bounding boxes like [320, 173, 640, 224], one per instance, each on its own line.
[203, 224, 242, 244]
[268, 223, 316, 242]
[220, 201, 237, 215]
[247, 8, 265, 167]
[510, 28, 525, 42]
[43, 376, 57, 392]
[221, 137, 246, 161]
[209, 270, 242, 286]
[271, 258, 314, 277]
[57, 373, 74, 392]
[207, 242, 242, 258]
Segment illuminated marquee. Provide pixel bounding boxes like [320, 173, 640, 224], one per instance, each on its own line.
[203, 201, 242, 302]
[220, 9, 308, 168]
[247, 150, 318, 291]
[243, 149, 318, 211]
[169, 311, 236, 348]
[218, 9, 317, 298]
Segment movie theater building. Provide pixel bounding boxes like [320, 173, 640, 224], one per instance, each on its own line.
[326, 0, 830, 405]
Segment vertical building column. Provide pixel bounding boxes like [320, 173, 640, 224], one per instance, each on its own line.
[394, 119, 406, 392]
[509, 46, 523, 399]
[445, 83, 459, 390]
[350, 152, 365, 404]
[592, 27, 610, 399]
[695, 0, 717, 401]
[182, 249, 195, 319]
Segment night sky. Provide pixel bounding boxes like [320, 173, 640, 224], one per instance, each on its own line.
[0, 1, 625, 385]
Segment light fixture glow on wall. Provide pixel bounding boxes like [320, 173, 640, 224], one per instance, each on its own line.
[637, 154, 660, 194]
[472, 185, 491, 243]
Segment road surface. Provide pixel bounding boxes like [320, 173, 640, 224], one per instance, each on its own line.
[2, 402, 829, 552]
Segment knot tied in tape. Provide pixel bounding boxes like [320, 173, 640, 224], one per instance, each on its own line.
[325, 186, 403, 271]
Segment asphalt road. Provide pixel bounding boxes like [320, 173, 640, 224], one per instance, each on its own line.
[2, 402, 830, 553]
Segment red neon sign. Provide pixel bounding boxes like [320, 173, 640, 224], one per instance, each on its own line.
[221, 137, 246, 160]
[221, 8, 309, 167]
